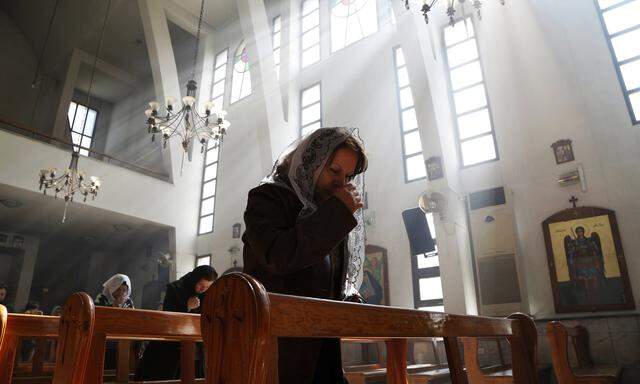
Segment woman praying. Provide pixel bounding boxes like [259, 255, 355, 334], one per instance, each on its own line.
[95, 274, 134, 309]
[243, 127, 368, 384]
[94, 274, 134, 369]
[134, 265, 217, 380]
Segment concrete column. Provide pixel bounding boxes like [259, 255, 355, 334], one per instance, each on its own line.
[138, 0, 200, 279]
[389, 1, 478, 315]
[52, 51, 82, 141]
[14, 236, 40, 312]
[236, 0, 287, 168]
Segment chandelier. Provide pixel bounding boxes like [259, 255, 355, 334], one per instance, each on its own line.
[410, 0, 506, 25]
[39, 152, 101, 222]
[145, 0, 230, 160]
[36, 0, 109, 222]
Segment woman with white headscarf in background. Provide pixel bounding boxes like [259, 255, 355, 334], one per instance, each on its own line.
[94, 274, 134, 369]
[95, 274, 134, 308]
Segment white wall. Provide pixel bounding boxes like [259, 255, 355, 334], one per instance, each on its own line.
[422, 0, 640, 317]
[0, 8, 61, 136]
[0, 130, 200, 278]
[103, 79, 168, 176]
[195, 16, 271, 276]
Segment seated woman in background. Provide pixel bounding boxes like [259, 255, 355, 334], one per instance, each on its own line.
[0, 284, 14, 312]
[95, 274, 134, 308]
[243, 127, 368, 384]
[94, 274, 134, 370]
[134, 265, 217, 380]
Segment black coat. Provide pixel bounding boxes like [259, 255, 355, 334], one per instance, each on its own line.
[134, 279, 206, 380]
[242, 183, 356, 384]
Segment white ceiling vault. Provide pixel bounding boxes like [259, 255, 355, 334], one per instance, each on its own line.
[0, 0, 238, 102]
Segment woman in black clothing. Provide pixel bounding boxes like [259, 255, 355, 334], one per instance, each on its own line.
[243, 127, 368, 384]
[134, 265, 217, 380]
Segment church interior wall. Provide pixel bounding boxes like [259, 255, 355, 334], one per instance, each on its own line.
[0, 7, 62, 137]
[420, 0, 640, 317]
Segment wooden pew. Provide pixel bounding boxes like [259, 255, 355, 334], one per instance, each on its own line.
[546, 322, 622, 384]
[201, 272, 540, 384]
[0, 313, 60, 384]
[462, 337, 513, 383]
[0, 305, 6, 353]
[54, 292, 203, 384]
[343, 338, 445, 384]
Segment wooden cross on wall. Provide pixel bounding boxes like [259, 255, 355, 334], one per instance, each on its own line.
[569, 196, 579, 208]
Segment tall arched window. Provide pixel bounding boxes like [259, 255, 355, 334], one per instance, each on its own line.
[330, 0, 378, 52]
[230, 40, 252, 103]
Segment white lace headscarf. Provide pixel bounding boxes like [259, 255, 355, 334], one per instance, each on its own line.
[263, 127, 366, 298]
[102, 274, 132, 306]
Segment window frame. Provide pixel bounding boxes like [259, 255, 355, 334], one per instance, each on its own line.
[68, 100, 99, 157]
[300, 0, 321, 69]
[195, 254, 212, 268]
[272, 15, 282, 80]
[442, 17, 500, 169]
[392, 45, 427, 183]
[299, 82, 323, 137]
[329, 0, 380, 53]
[211, 47, 229, 109]
[198, 143, 220, 235]
[230, 40, 252, 104]
[408, 212, 443, 310]
[594, 0, 640, 125]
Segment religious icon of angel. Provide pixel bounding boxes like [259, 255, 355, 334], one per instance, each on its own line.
[542, 206, 634, 313]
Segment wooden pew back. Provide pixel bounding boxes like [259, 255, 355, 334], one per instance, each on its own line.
[201, 272, 539, 384]
[462, 337, 513, 383]
[546, 321, 621, 384]
[55, 292, 202, 384]
[0, 312, 60, 384]
[0, 305, 6, 353]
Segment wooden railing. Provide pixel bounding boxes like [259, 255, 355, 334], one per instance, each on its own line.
[200, 272, 540, 384]
[0, 313, 60, 384]
[53, 293, 202, 384]
[0, 116, 170, 181]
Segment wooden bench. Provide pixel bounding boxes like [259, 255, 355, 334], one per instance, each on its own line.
[463, 337, 513, 383]
[200, 272, 540, 384]
[0, 305, 6, 354]
[54, 292, 204, 384]
[546, 322, 622, 384]
[0, 312, 60, 384]
[343, 338, 447, 384]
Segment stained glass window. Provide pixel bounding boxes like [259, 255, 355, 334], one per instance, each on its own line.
[230, 40, 252, 103]
[331, 0, 378, 52]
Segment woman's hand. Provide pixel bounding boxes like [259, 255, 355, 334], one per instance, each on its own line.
[334, 184, 363, 213]
[344, 292, 365, 303]
[187, 296, 200, 311]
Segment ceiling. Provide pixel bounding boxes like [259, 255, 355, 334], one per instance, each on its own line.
[0, 183, 170, 254]
[0, 0, 152, 83]
[176, 0, 238, 31]
[0, 0, 238, 103]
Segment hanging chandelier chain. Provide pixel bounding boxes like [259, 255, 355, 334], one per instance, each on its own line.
[85, 0, 112, 115]
[191, 0, 206, 81]
[32, 0, 62, 87]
